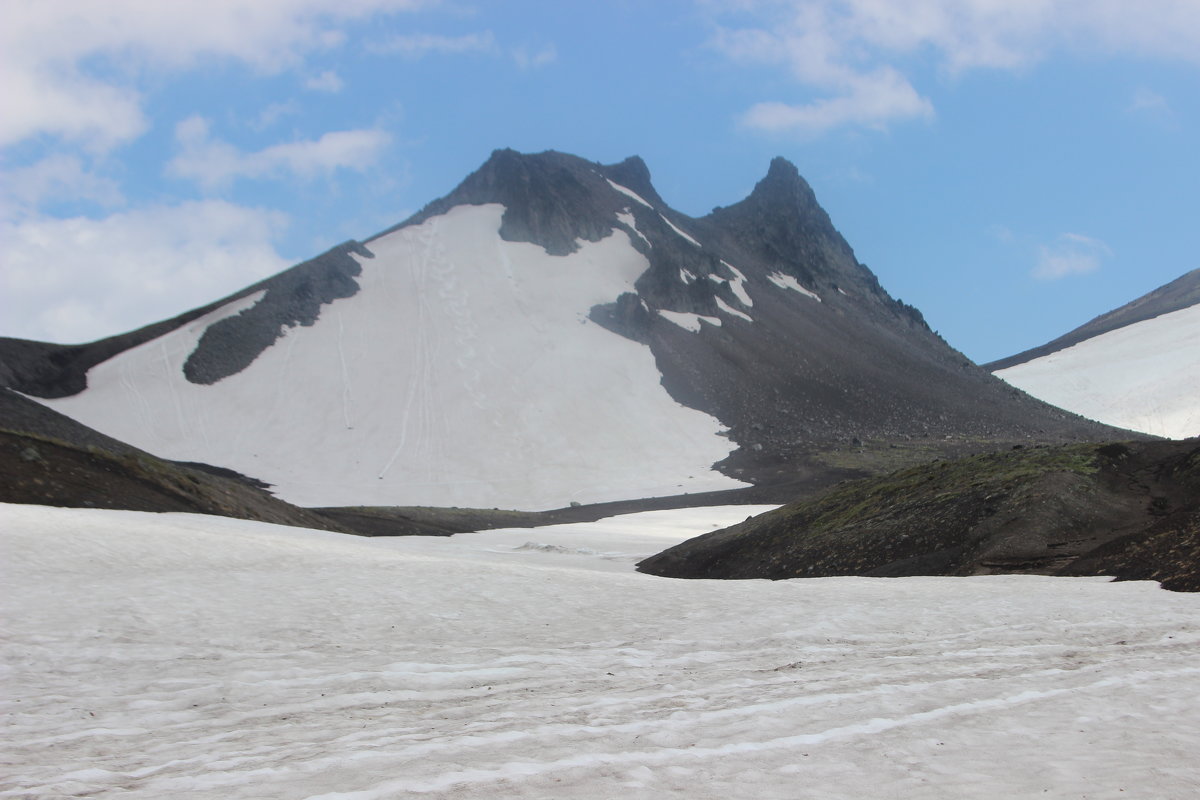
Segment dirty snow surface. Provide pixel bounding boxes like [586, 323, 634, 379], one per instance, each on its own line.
[996, 303, 1200, 439]
[4, 503, 1200, 800]
[40, 204, 746, 509]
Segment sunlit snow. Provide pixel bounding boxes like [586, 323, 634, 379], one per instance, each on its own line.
[606, 179, 654, 209]
[715, 296, 753, 323]
[4, 502, 1199, 800]
[40, 204, 748, 509]
[719, 260, 753, 306]
[767, 271, 821, 302]
[658, 309, 720, 332]
[996, 304, 1200, 439]
[658, 213, 702, 248]
[616, 211, 651, 248]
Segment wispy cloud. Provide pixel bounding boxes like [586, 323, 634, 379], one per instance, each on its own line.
[1, 155, 125, 219]
[305, 70, 345, 93]
[740, 67, 933, 135]
[369, 31, 498, 58]
[250, 101, 301, 132]
[1126, 86, 1177, 128]
[0, 0, 429, 150]
[0, 200, 289, 343]
[1033, 233, 1113, 280]
[513, 44, 558, 70]
[167, 116, 392, 191]
[708, 0, 1200, 137]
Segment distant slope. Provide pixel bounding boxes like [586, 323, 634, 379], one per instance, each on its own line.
[988, 268, 1200, 371]
[638, 439, 1200, 591]
[991, 270, 1200, 439]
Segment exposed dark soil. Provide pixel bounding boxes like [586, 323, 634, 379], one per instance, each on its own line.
[638, 439, 1200, 591]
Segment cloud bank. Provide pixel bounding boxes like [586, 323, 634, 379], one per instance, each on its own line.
[710, 0, 1200, 136]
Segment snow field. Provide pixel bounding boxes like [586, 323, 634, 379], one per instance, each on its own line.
[41, 204, 747, 509]
[996, 304, 1200, 439]
[4, 502, 1199, 799]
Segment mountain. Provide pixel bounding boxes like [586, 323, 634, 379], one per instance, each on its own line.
[0, 150, 1123, 511]
[989, 269, 1200, 439]
[638, 438, 1200, 591]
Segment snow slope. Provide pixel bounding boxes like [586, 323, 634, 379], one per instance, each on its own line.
[995, 303, 1200, 439]
[40, 204, 747, 508]
[4, 502, 1199, 799]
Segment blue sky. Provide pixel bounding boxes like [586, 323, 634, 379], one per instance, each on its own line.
[2, 0, 1198, 363]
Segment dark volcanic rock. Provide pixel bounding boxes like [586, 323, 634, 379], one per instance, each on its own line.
[184, 241, 371, 384]
[0, 241, 372, 393]
[638, 440, 1200, 591]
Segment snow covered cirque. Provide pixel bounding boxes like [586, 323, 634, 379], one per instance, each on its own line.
[41, 203, 746, 509]
[4, 503, 1200, 799]
[996, 304, 1200, 439]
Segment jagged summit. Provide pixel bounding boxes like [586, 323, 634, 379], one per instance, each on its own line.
[2, 148, 1126, 511]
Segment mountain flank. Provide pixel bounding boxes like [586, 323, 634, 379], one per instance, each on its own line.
[2, 149, 1135, 511]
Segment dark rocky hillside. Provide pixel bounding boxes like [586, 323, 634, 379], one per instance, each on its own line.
[638, 439, 1200, 591]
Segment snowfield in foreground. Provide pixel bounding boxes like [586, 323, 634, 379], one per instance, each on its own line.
[4, 503, 1199, 799]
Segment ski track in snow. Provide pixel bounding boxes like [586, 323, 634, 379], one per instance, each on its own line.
[4, 503, 1199, 800]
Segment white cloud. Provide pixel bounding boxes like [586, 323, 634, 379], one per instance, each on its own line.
[513, 44, 558, 70]
[740, 67, 933, 135]
[250, 101, 302, 131]
[1126, 87, 1176, 127]
[708, 0, 1200, 136]
[0, 201, 290, 343]
[369, 31, 498, 58]
[1, 155, 125, 219]
[305, 70, 345, 92]
[1033, 233, 1112, 280]
[167, 116, 392, 191]
[0, 0, 430, 149]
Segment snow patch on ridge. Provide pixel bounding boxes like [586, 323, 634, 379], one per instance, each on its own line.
[721, 261, 753, 306]
[768, 271, 821, 302]
[607, 179, 653, 209]
[995, 303, 1200, 439]
[42, 204, 748, 509]
[659, 310, 721, 332]
[658, 214, 702, 248]
[616, 211, 650, 248]
[715, 297, 753, 323]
